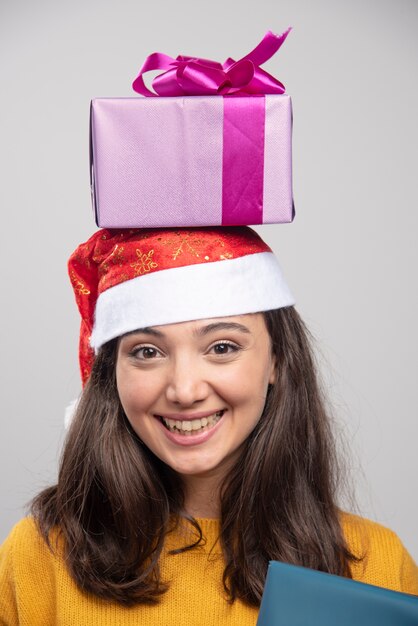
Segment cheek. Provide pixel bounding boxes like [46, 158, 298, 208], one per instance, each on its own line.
[218, 358, 272, 406]
[116, 367, 154, 417]
[116, 375, 155, 442]
[116, 367, 134, 411]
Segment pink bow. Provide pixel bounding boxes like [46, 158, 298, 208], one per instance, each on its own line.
[132, 28, 292, 97]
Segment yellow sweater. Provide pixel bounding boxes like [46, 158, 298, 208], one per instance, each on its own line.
[0, 513, 417, 625]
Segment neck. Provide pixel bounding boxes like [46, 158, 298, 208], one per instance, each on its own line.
[182, 471, 223, 519]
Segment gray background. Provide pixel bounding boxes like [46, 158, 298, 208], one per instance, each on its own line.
[1, 0, 417, 559]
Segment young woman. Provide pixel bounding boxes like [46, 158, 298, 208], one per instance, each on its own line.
[1, 226, 417, 625]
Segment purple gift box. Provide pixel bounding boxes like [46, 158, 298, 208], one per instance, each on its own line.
[90, 29, 294, 228]
[90, 94, 293, 228]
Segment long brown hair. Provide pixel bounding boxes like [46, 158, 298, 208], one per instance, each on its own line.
[31, 306, 357, 606]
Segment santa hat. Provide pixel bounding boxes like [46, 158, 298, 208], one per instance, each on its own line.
[68, 226, 295, 385]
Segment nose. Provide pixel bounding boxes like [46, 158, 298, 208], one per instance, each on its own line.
[165, 354, 209, 407]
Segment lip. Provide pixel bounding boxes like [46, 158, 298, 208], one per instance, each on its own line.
[155, 410, 226, 447]
[155, 409, 225, 421]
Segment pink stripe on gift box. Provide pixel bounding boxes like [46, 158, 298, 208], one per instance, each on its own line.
[221, 96, 265, 226]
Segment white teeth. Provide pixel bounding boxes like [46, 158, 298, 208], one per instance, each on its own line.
[161, 411, 224, 434]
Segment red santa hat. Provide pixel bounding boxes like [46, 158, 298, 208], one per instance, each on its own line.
[68, 226, 295, 385]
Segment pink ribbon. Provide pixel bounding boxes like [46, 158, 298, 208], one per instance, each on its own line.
[222, 96, 265, 225]
[132, 28, 292, 97]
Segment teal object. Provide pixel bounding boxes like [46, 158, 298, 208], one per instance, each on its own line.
[257, 561, 418, 625]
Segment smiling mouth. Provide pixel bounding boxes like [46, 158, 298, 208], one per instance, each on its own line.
[158, 410, 225, 436]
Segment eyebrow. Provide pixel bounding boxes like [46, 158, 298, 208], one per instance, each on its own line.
[123, 327, 165, 338]
[123, 321, 251, 340]
[195, 322, 251, 337]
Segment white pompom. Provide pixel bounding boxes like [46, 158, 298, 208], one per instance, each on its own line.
[64, 397, 80, 429]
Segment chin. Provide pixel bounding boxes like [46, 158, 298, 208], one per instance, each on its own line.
[172, 462, 219, 477]
[164, 450, 235, 479]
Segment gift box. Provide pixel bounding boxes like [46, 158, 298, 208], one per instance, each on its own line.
[90, 94, 293, 228]
[90, 30, 294, 228]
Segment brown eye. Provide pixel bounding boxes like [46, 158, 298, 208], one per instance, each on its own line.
[130, 345, 162, 360]
[141, 347, 158, 359]
[211, 342, 239, 355]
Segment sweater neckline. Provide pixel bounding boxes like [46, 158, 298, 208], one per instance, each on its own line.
[165, 516, 222, 554]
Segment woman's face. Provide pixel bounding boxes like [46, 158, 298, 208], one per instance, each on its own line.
[116, 314, 276, 479]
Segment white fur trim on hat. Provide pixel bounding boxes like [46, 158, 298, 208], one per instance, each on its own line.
[90, 251, 295, 351]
